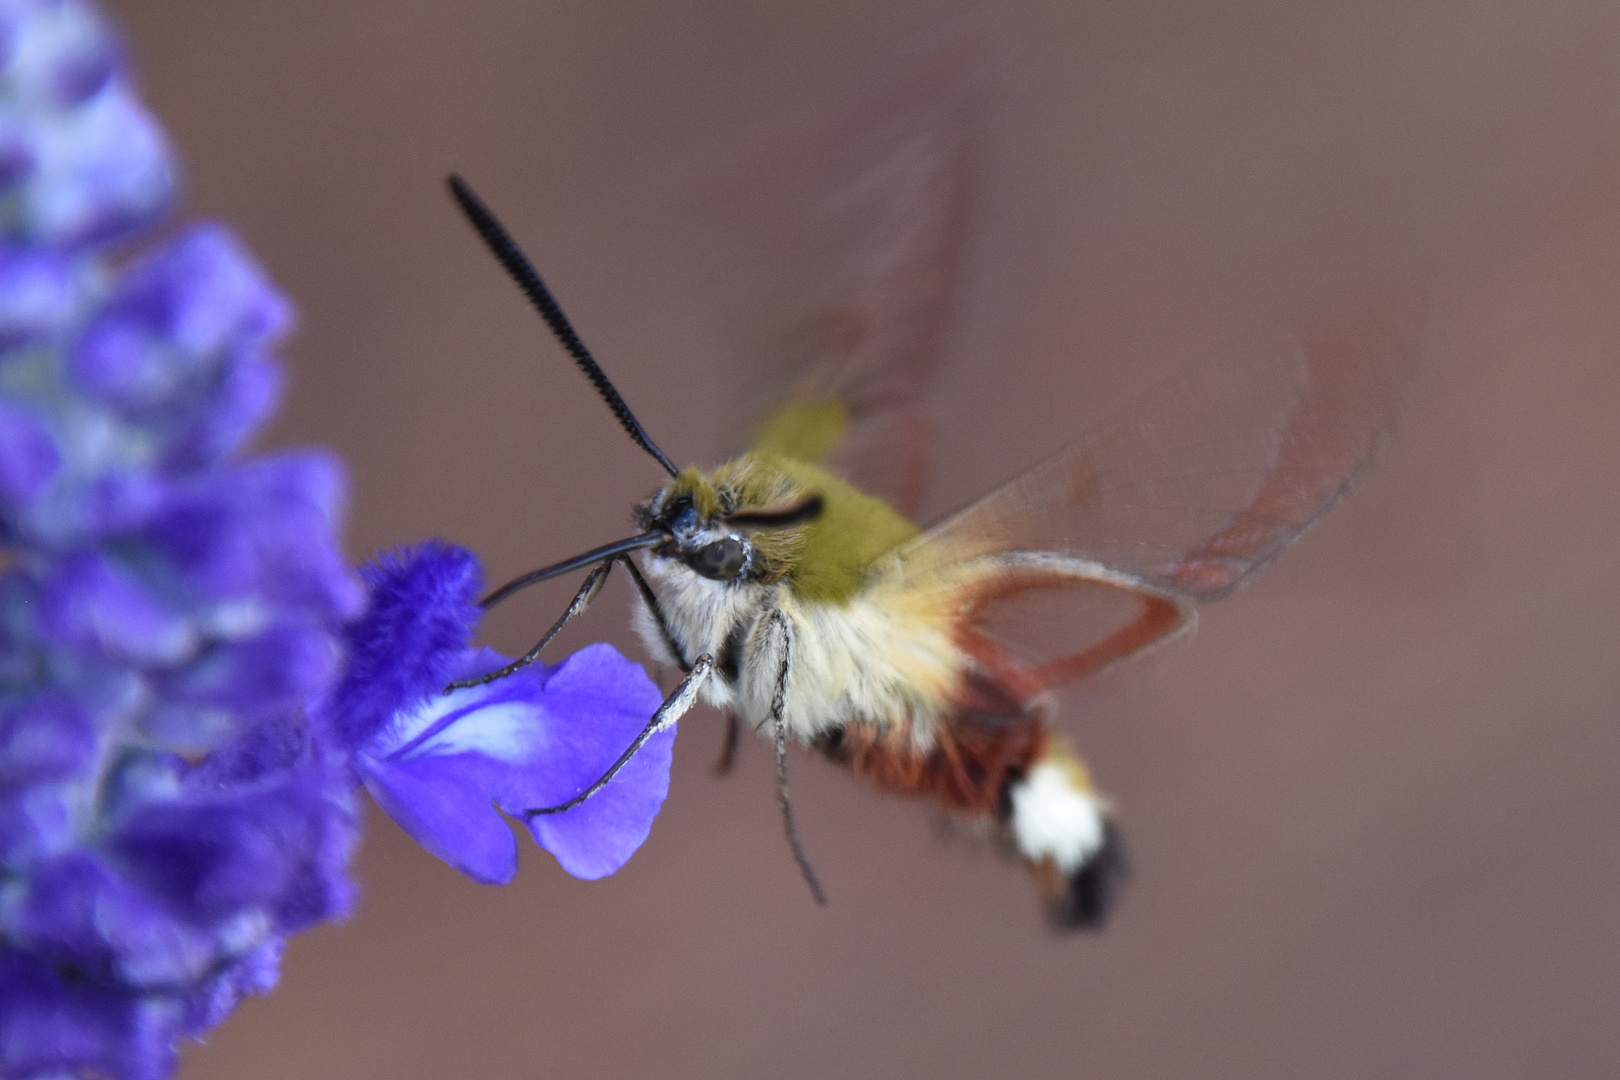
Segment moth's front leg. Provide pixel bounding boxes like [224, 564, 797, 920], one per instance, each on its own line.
[621, 555, 689, 671]
[766, 611, 826, 905]
[523, 653, 714, 818]
[448, 559, 614, 692]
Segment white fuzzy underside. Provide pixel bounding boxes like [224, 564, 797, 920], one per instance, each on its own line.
[1007, 763, 1106, 873]
[633, 553, 958, 747]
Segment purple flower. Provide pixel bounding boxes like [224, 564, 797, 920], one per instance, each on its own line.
[0, 3, 362, 1077]
[0, 0, 173, 251]
[0, 4, 680, 1077]
[325, 542, 675, 886]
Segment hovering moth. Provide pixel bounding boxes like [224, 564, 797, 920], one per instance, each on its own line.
[445, 69, 1421, 930]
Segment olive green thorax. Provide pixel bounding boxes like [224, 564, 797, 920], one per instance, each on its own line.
[666, 396, 919, 603]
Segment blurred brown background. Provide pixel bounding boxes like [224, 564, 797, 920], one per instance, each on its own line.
[100, 1, 1620, 1077]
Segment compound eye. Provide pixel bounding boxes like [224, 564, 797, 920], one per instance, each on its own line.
[689, 537, 747, 581]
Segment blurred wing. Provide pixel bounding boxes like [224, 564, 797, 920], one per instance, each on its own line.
[705, 53, 975, 517]
[897, 288, 1425, 702]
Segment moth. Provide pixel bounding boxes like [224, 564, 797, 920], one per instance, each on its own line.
[445, 70, 1421, 930]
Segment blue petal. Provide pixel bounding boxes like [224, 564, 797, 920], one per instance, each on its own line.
[4, 1, 112, 99]
[0, 246, 78, 346]
[142, 451, 362, 618]
[162, 349, 282, 468]
[70, 223, 289, 411]
[18, 83, 174, 248]
[109, 779, 325, 923]
[355, 652, 545, 884]
[158, 618, 340, 723]
[181, 717, 359, 932]
[0, 779, 77, 865]
[180, 939, 282, 1036]
[2, 851, 221, 987]
[0, 949, 177, 1080]
[0, 689, 95, 786]
[0, 398, 59, 503]
[357, 643, 672, 882]
[36, 548, 197, 665]
[360, 751, 519, 885]
[510, 644, 674, 880]
[9, 0, 121, 108]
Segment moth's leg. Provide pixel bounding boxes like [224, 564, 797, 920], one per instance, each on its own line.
[620, 554, 689, 671]
[767, 611, 828, 906]
[714, 712, 741, 775]
[524, 653, 714, 818]
[447, 559, 614, 692]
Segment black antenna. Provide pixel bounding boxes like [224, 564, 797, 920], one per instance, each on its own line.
[446, 174, 680, 477]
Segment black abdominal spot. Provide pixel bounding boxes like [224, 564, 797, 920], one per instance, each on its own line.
[995, 767, 1028, 821]
[812, 726, 847, 758]
[1050, 819, 1129, 932]
[716, 619, 749, 685]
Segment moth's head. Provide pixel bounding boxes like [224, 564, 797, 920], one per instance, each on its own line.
[635, 461, 823, 585]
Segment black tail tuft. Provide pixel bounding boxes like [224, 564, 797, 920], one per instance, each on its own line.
[1048, 819, 1129, 931]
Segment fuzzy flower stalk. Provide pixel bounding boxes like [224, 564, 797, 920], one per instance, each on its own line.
[0, 2, 364, 1077]
[0, 3, 678, 1079]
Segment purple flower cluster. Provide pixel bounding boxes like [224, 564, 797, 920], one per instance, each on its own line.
[0, 4, 682, 1078]
[0, 3, 364, 1077]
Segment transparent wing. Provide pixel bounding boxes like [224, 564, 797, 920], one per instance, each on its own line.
[702, 52, 975, 516]
[896, 288, 1425, 699]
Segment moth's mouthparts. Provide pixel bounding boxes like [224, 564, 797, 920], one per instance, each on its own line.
[480, 531, 663, 610]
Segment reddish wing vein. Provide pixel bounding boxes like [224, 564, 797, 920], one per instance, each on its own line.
[900, 288, 1425, 699]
